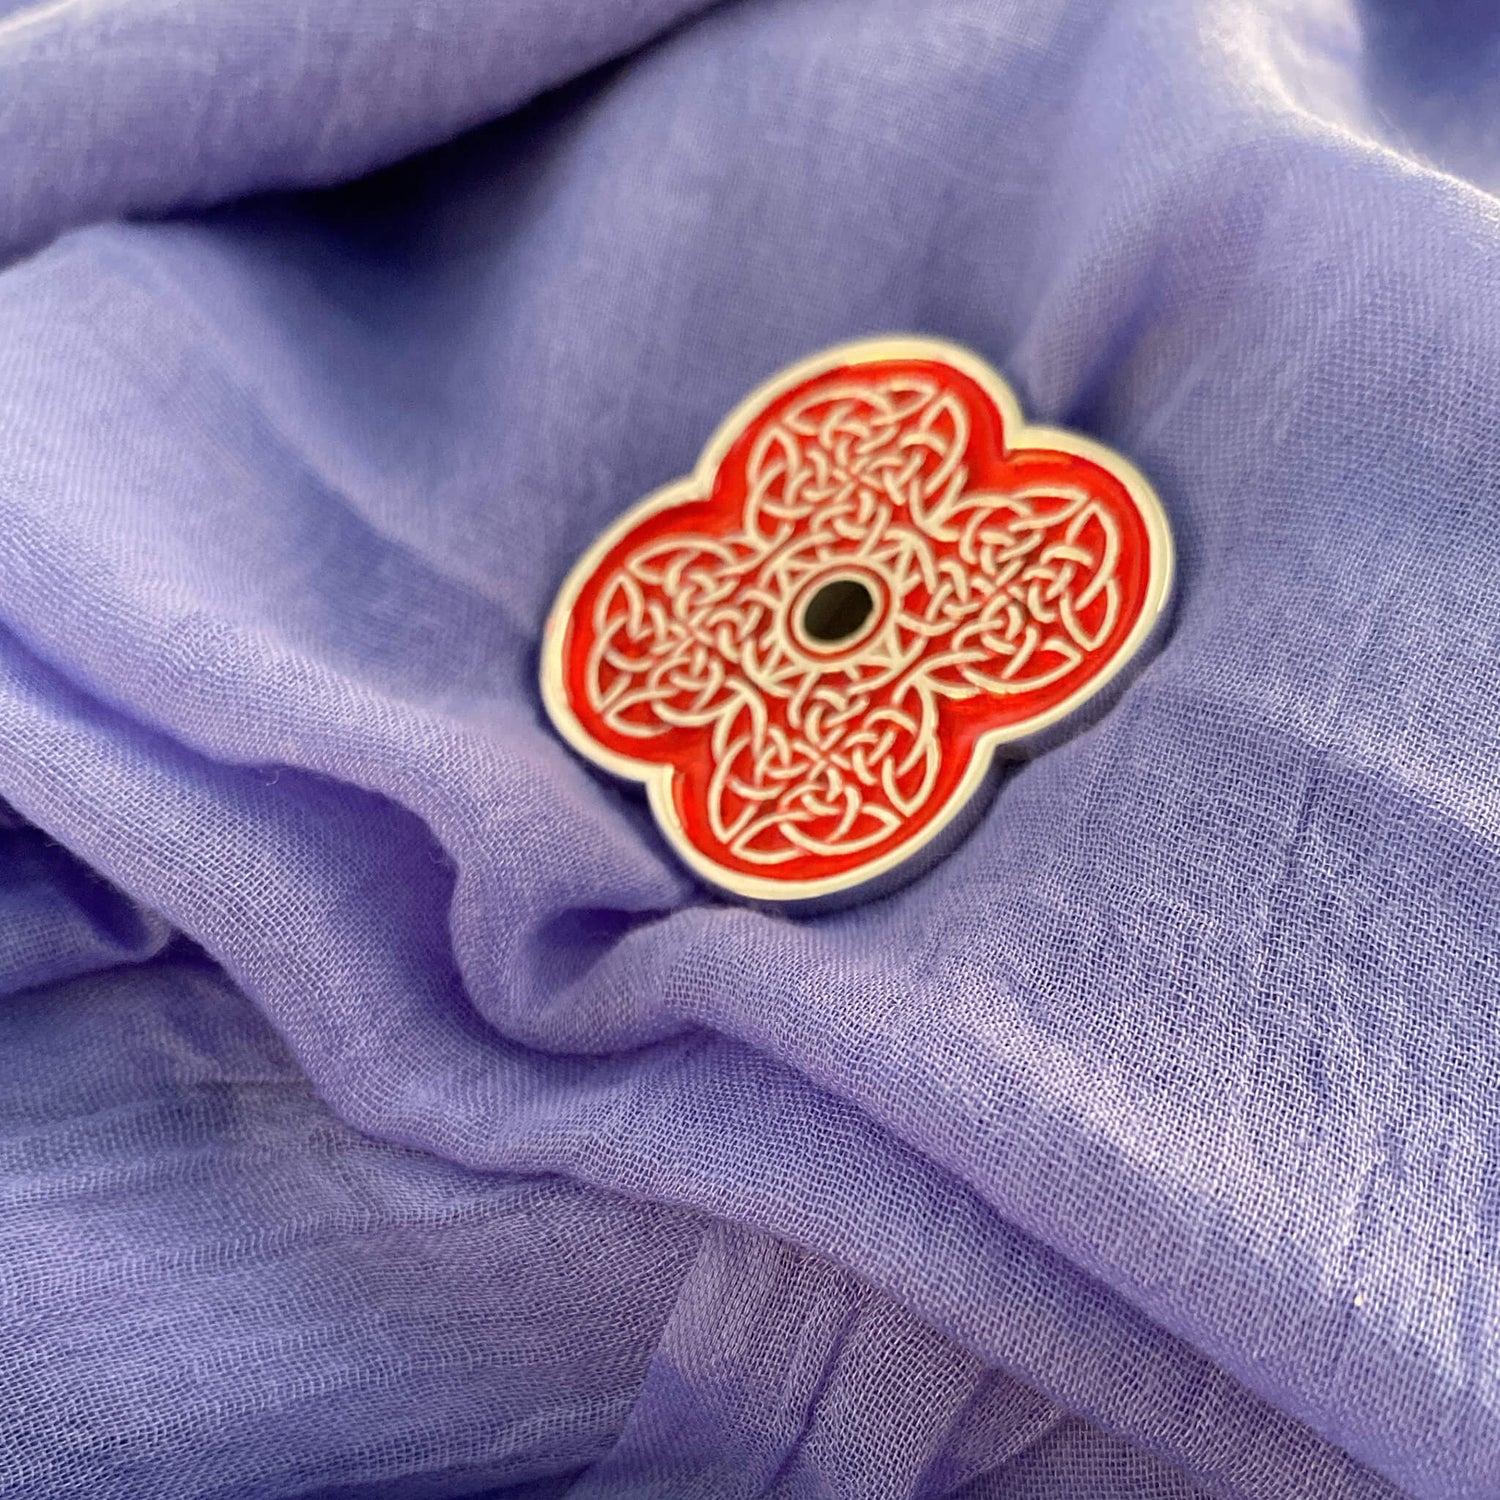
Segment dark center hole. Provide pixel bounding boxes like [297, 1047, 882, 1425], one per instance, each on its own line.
[802, 578, 875, 644]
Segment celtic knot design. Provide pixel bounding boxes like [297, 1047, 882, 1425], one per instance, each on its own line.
[543, 339, 1170, 902]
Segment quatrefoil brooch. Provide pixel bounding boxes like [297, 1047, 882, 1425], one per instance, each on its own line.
[542, 337, 1172, 905]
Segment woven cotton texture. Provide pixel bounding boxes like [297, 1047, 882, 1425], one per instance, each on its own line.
[1, 0, 1497, 1495]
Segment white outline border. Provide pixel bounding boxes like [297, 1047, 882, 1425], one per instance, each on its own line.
[540, 336, 1174, 905]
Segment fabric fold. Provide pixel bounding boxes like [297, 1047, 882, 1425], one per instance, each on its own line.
[0, 0, 721, 266]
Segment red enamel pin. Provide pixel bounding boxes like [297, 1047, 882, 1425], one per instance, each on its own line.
[541, 337, 1173, 906]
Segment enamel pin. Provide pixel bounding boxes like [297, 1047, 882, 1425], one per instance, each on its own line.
[541, 337, 1173, 906]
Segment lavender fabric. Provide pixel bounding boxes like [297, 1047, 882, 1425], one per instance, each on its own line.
[1, 0, 1497, 1495]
